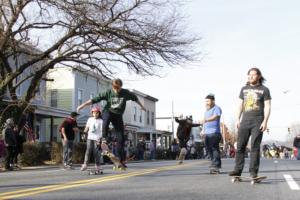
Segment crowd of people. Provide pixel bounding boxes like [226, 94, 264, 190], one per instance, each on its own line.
[1, 68, 300, 175]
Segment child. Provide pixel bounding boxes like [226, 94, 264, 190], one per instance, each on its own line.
[81, 107, 103, 171]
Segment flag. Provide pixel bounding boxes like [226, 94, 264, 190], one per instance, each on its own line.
[24, 121, 35, 142]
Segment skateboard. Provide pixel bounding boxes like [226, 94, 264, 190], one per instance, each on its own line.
[231, 176, 267, 185]
[101, 142, 126, 171]
[87, 168, 103, 175]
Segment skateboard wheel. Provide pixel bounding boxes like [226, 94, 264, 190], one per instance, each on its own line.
[251, 180, 255, 185]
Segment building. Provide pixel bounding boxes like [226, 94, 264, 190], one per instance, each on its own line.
[45, 66, 111, 142]
[123, 90, 172, 150]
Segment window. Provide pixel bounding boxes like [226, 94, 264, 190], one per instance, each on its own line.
[78, 89, 83, 106]
[139, 109, 142, 123]
[133, 107, 137, 121]
[90, 93, 95, 99]
[147, 110, 150, 125]
[50, 90, 58, 107]
[151, 112, 155, 125]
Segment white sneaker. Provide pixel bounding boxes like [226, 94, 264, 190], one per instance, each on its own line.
[81, 164, 87, 171]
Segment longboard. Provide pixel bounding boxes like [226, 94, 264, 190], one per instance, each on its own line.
[231, 176, 267, 185]
[101, 143, 126, 171]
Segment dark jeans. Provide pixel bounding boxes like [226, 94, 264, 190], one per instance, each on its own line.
[5, 146, 15, 169]
[178, 136, 189, 149]
[234, 117, 264, 176]
[205, 133, 222, 168]
[102, 111, 125, 162]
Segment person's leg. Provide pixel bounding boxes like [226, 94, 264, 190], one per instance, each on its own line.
[83, 139, 92, 165]
[205, 135, 213, 163]
[211, 133, 222, 169]
[101, 111, 111, 140]
[62, 142, 68, 166]
[249, 120, 263, 177]
[93, 140, 101, 167]
[231, 121, 251, 175]
[5, 146, 13, 169]
[111, 113, 126, 162]
[67, 140, 74, 166]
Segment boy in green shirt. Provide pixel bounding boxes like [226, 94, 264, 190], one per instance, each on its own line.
[77, 79, 145, 168]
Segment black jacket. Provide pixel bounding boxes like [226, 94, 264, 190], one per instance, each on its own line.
[175, 117, 201, 140]
[4, 127, 17, 147]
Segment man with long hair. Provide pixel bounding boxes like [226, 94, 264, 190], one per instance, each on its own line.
[229, 67, 271, 178]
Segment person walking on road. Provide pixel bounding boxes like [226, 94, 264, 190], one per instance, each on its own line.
[3, 118, 17, 171]
[77, 78, 146, 168]
[201, 94, 222, 174]
[175, 115, 201, 164]
[293, 134, 300, 160]
[60, 112, 80, 169]
[81, 107, 103, 171]
[229, 67, 271, 178]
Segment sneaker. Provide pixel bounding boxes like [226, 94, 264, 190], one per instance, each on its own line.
[120, 161, 127, 168]
[95, 165, 103, 171]
[228, 170, 241, 176]
[81, 164, 87, 171]
[210, 167, 220, 174]
[250, 174, 258, 179]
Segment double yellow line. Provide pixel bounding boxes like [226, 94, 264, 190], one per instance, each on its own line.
[0, 163, 196, 199]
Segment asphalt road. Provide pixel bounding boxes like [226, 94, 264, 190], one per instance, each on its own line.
[0, 158, 299, 200]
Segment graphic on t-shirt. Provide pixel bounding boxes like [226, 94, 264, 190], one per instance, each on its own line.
[244, 90, 260, 112]
[111, 97, 124, 109]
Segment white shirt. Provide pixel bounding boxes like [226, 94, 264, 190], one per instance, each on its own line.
[85, 117, 103, 141]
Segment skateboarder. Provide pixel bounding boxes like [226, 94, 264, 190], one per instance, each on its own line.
[81, 107, 103, 172]
[60, 112, 80, 169]
[77, 78, 146, 168]
[175, 115, 201, 164]
[201, 94, 222, 174]
[229, 67, 271, 178]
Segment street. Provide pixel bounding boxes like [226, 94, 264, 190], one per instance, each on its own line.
[0, 159, 299, 200]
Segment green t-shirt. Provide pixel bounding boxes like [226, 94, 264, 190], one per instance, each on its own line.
[92, 88, 138, 115]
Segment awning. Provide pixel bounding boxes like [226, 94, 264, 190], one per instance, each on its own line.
[33, 104, 71, 118]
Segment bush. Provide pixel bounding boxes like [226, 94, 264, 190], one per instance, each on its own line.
[51, 142, 86, 164]
[20, 142, 49, 166]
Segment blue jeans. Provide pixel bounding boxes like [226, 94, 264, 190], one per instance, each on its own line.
[63, 140, 74, 165]
[205, 133, 222, 168]
[297, 148, 300, 160]
[84, 139, 101, 165]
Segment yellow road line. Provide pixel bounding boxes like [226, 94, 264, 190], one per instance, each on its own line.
[0, 162, 202, 199]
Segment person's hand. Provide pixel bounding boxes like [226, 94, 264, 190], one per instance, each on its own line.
[260, 121, 268, 132]
[63, 138, 68, 144]
[76, 106, 82, 113]
[235, 120, 240, 129]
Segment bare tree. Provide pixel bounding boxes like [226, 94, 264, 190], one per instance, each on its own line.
[0, 0, 199, 126]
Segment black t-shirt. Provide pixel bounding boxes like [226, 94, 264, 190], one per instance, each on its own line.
[60, 118, 78, 140]
[239, 84, 271, 119]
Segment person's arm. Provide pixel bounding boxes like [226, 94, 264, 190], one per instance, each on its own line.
[236, 99, 244, 129]
[260, 100, 271, 132]
[136, 99, 146, 111]
[61, 127, 67, 143]
[203, 115, 220, 123]
[77, 99, 92, 112]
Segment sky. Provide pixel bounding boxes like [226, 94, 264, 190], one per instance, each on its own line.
[119, 0, 300, 142]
